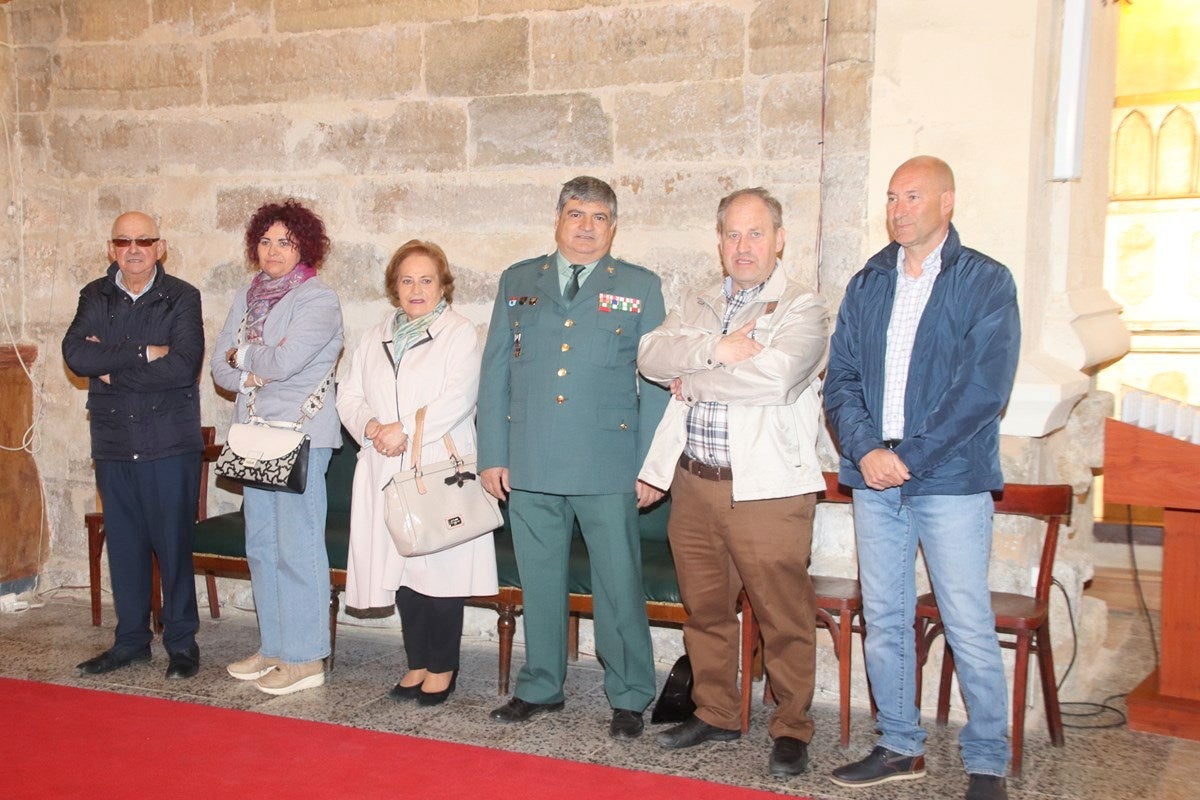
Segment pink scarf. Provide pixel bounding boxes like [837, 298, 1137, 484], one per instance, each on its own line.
[244, 264, 316, 343]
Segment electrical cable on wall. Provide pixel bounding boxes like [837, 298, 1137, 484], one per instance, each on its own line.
[0, 61, 57, 600]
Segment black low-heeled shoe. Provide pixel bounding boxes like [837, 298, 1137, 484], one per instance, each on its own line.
[417, 671, 457, 707]
[388, 681, 423, 702]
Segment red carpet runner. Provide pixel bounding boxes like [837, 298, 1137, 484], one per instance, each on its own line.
[2, 678, 804, 799]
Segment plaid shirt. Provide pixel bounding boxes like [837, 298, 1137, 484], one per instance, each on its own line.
[881, 240, 945, 440]
[684, 278, 765, 467]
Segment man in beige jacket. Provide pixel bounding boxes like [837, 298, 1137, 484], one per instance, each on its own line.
[637, 187, 829, 778]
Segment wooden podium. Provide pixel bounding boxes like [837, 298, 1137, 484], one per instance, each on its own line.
[1104, 418, 1200, 740]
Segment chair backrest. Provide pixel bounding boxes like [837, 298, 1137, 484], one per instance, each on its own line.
[820, 471, 853, 504]
[992, 483, 1073, 602]
[325, 427, 360, 515]
[198, 426, 216, 522]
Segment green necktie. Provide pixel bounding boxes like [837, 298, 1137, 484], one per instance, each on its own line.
[565, 264, 585, 301]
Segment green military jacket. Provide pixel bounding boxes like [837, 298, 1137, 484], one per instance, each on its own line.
[477, 252, 669, 495]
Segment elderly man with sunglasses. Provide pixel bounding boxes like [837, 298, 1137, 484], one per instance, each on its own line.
[63, 211, 206, 680]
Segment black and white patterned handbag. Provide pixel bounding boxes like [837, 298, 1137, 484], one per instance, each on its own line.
[215, 367, 334, 493]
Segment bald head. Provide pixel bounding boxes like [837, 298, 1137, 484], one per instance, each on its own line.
[893, 156, 955, 193]
[111, 211, 159, 239]
[886, 156, 956, 267]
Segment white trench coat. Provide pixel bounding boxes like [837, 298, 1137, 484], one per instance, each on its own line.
[336, 307, 499, 611]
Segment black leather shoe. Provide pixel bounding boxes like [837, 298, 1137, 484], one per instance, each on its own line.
[655, 714, 740, 749]
[388, 681, 422, 701]
[77, 648, 151, 675]
[965, 774, 1008, 800]
[831, 745, 926, 787]
[769, 736, 809, 777]
[165, 644, 200, 679]
[609, 709, 644, 740]
[489, 697, 565, 723]
[418, 671, 457, 707]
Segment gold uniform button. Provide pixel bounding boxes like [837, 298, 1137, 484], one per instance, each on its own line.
[615, 327, 622, 335]
[557, 368, 567, 377]
[561, 343, 570, 352]
[556, 395, 566, 404]
[564, 319, 574, 327]
[619, 423, 628, 430]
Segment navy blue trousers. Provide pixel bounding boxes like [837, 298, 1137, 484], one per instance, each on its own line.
[395, 586, 465, 673]
[95, 453, 201, 655]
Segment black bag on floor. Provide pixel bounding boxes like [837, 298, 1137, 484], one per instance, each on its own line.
[651, 654, 697, 724]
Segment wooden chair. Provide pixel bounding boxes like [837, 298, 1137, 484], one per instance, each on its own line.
[740, 472, 867, 746]
[914, 483, 1072, 777]
[87, 427, 219, 632]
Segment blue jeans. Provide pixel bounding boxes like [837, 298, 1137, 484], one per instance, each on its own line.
[854, 487, 1010, 776]
[243, 447, 332, 664]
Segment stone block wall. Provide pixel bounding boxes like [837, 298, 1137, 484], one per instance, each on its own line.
[7, 0, 875, 592]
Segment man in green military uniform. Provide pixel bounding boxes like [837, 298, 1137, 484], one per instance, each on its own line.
[479, 176, 669, 740]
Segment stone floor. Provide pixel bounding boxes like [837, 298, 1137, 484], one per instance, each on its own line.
[2, 590, 1197, 800]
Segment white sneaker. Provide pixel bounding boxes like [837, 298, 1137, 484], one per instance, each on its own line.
[255, 660, 325, 696]
[227, 652, 281, 681]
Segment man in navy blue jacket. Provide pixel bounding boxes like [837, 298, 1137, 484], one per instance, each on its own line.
[824, 157, 1020, 800]
[63, 212, 205, 680]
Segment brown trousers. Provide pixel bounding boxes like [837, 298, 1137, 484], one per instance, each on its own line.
[668, 465, 818, 741]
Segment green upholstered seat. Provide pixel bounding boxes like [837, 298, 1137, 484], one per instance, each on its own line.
[491, 497, 680, 605]
[194, 429, 360, 573]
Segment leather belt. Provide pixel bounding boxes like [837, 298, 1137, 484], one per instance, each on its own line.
[678, 454, 732, 481]
[882, 439, 902, 450]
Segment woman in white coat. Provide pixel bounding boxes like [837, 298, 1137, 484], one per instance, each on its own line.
[337, 239, 498, 706]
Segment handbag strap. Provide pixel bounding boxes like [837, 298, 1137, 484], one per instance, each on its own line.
[246, 364, 336, 429]
[409, 406, 466, 476]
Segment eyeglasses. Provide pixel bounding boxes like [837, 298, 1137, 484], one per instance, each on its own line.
[111, 237, 160, 248]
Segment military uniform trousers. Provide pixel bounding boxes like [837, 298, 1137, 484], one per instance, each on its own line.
[668, 465, 818, 741]
[508, 489, 656, 712]
[94, 452, 201, 656]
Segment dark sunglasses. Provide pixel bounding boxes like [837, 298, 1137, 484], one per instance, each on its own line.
[110, 237, 160, 248]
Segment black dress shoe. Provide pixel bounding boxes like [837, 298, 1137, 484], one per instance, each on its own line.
[831, 745, 926, 787]
[655, 714, 740, 749]
[417, 671, 457, 707]
[965, 774, 1009, 800]
[489, 697, 565, 723]
[77, 648, 151, 675]
[769, 736, 809, 777]
[165, 644, 200, 679]
[609, 709, 644, 740]
[388, 682, 423, 701]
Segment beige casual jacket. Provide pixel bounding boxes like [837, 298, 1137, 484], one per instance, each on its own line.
[637, 267, 830, 502]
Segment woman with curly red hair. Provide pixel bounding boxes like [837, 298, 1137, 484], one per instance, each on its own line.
[211, 199, 344, 695]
